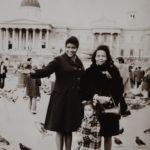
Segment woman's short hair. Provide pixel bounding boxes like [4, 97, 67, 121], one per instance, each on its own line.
[65, 36, 79, 48]
[91, 45, 113, 65]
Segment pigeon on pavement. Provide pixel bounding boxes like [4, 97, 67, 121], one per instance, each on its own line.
[144, 128, 150, 134]
[19, 143, 32, 150]
[135, 136, 146, 146]
[114, 137, 123, 145]
[0, 135, 10, 145]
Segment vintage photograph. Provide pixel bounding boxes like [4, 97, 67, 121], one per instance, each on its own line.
[0, 0, 150, 150]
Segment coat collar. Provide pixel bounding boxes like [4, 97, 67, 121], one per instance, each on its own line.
[62, 53, 83, 68]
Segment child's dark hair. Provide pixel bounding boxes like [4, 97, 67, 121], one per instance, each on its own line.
[82, 100, 104, 116]
[82, 100, 96, 109]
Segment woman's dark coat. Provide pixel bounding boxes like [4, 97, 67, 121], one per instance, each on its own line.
[80, 63, 127, 110]
[31, 53, 84, 132]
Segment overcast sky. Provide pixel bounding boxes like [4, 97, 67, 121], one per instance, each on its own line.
[0, 0, 149, 27]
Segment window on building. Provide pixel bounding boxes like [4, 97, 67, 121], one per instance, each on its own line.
[120, 49, 124, 56]
[94, 33, 99, 40]
[42, 30, 46, 40]
[42, 42, 46, 49]
[103, 33, 107, 43]
[113, 33, 118, 41]
[130, 49, 134, 57]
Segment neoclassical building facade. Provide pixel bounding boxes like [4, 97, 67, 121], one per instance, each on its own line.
[0, 0, 150, 61]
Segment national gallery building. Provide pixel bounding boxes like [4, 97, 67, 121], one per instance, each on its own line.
[0, 0, 150, 61]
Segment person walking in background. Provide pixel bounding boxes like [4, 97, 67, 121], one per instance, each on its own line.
[134, 66, 145, 88]
[0, 60, 7, 89]
[80, 45, 130, 150]
[74, 100, 101, 150]
[129, 63, 135, 88]
[30, 36, 85, 150]
[115, 57, 131, 97]
[17, 62, 27, 88]
[24, 62, 41, 114]
[141, 68, 150, 99]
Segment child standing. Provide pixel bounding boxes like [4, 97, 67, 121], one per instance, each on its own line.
[75, 100, 101, 150]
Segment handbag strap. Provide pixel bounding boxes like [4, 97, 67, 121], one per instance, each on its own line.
[110, 97, 121, 114]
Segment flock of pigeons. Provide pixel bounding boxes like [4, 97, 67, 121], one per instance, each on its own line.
[113, 129, 150, 147]
[0, 128, 149, 150]
[0, 77, 150, 149]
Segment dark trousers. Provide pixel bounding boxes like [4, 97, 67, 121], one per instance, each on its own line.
[0, 77, 5, 89]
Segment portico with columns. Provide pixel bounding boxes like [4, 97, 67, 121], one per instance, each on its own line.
[0, 0, 150, 61]
[92, 28, 120, 56]
[0, 22, 52, 55]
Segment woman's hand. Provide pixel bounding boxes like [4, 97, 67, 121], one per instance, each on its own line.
[30, 69, 36, 74]
[102, 71, 112, 79]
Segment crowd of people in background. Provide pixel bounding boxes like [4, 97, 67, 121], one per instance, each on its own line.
[0, 36, 150, 150]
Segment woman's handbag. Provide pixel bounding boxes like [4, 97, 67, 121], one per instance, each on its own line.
[97, 97, 121, 136]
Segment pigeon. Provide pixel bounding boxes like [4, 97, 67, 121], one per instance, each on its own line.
[19, 143, 32, 150]
[0, 135, 10, 145]
[144, 128, 150, 134]
[119, 128, 124, 134]
[114, 137, 123, 145]
[135, 136, 146, 146]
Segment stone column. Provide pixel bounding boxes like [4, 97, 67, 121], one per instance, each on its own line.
[109, 33, 113, 55]
[46, 29, 49, 49]
[94, 33, 99, 49]
[0, 28, 2, 50]
[12, 29, 15, 50]
[116, 33, 120, 57]
[32, 29, 35, 50]
[99, 33, 102, 45]
[38, 29, 42, 49]
[26, 29, 29, 50]
[19, 29, 22, 50]
[5, 28, 8, 50]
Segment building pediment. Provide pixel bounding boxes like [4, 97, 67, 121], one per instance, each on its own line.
[91, 16, 118, 28]
[0, 18, 53, 30]
[3, 19, 44, 24]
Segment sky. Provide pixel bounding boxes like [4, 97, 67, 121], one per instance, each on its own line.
[0, 0, 149, 27]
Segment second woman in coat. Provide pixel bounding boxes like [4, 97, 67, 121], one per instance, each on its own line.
[31, 36, 84, 150]
[80, 45, 128, 150]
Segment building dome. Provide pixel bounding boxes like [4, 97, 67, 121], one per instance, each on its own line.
[21, 0, 40, 8]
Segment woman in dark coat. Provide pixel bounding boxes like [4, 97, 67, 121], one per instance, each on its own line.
[80, 45, 129, 150]
[31, 36, 84, 150]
